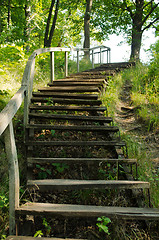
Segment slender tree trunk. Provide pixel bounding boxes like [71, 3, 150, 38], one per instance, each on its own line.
[83, 0, 93, 58]
[44, 0, 56, 47]
[24, 0, 31, 52]
[44, 0, 59, 48]
[7, 0, 11, 28]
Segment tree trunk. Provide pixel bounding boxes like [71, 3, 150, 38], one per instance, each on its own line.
[83, 0, 93, 58]
[130, 0, 144, 61]
[130, 25, 142, 61]
[44, 0, 59, 48]
[24, 0, 31, 52]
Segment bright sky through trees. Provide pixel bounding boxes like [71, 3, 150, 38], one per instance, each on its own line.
[104, 29, 158, 63]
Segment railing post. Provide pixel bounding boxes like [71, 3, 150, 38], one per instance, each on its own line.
[107, 50, 109, 63]
[50, 51, 54, 82]
[92, 49, 94, 68]
[4, 121, 19, 235]
[65, 51, 68, 77]
[77, 50, 79, 72]
[100, 47, 102, 65]
[23, 57, 35, 129]
[109, 48, 111, 63]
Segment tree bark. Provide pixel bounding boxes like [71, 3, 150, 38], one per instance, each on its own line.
[130, 0, 144, 61]
[83, 0, 93, 58]
[24, 0, 31, 52]
[44, 0, 59, 48]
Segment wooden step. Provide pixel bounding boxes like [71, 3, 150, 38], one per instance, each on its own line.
[38, 86, 99, 93]
[29, 113, 112, 123]
[66, 75, 107, 79]
[27, 179, 150, 191]
[49, 78, 106, 82]
[26, 124, 119, 132]
[32, 92, 99, 100]
[25, 140, 126, 147]
[27, 157, 137, 165]
[16, 203, 159, 220]
[48, 81, 104, 86]
[7, 236, 85, 240]
[31, 98, 102, 106]
[29, 105, 107, 112]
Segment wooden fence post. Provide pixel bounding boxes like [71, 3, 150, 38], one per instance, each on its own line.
[4, 121, 19, 235]
[50, 51, 55, 82]
[77, 50, 79, 72]
[92, 49, 94, 68]
[65, 51, 68, 77]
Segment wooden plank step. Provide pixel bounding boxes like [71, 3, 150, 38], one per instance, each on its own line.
[29, 113, 112, 123]
[25, 140, 126, 147]
[49, 78, 106, 82]
[27, 179, 150, 191]
[7, 236, 85, 240]
[66, 75, 107, 79]
[29, 105, 107, 112]
[48, 81, 104, 86]
[38, 86, 99, 93]
[26, 124, 119, 132]
[16, 203, 159, 220]
[33, 92, 99, 100]
[31, 98, 102, 106]
[27, 157, 137, 165]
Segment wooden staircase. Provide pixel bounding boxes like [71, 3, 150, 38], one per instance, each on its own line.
[5, 61, 159, 239]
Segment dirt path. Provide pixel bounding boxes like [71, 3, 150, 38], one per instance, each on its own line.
[114, 80, 159, 206]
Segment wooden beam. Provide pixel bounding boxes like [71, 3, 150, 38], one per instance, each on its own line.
[0, 86, 26, 135]
[4, 122, 19, 235]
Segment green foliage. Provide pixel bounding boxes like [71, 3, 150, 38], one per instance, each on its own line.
[52, 163, 69, 173]
[36, 164, 52, 179]
[0, 45, 25, 62]
[96, 216, 111, 235]
[0, 195, 9, 211]
[34, 230, 43, 237]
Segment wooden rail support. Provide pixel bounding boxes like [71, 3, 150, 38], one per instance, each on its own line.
[4, 121, 19, 235]
[50, 51, 55, 82]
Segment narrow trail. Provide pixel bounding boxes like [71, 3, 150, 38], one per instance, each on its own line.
[115, 79, 159, 204]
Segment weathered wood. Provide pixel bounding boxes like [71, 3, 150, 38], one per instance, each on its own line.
[7, 236, 85, 240]
[29, 105, 107, 112]
[16, 203, 159, 220]
[4, 122, 19, 235]
[38, 86, 99, 93]
[25, 140, 126, 147]
[48, 81, 104, 86]
[29, 113, 112, 123]
[27, 179, 150, 191]
[27, 157, 137, 165]
[48, 79, 105, 83]
[26, 124, 119, 132]
[31, 97, 102, 106]
[0, 86, 26, 135]
[32, 92, 99, 99]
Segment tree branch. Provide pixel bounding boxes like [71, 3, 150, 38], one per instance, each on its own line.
[142, 3, 158, 25]
[123, 0, 134, 19]
[142, 16, 159, 32]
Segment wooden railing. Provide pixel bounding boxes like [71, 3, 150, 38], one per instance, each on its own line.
[0, 46, 111, 235]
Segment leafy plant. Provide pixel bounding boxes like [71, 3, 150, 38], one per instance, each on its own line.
[34, 230, 43, 237]
[96, 216, 111, 235]
[43, 218, 51, 236]
[52, 163, 69, 173]
[36, 164, 52, 179]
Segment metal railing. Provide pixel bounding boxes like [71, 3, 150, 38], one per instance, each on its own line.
[0, 46, 111, 235]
